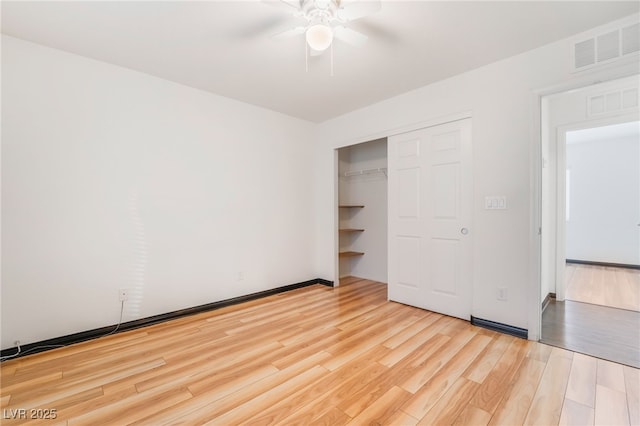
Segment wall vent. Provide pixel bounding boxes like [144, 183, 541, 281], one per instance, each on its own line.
[596, 30, 620, 62]
[573, 21, 640, 72]
[622, 23, 640, 55]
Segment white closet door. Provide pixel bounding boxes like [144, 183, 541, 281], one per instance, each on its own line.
[388, 119, 473, 320]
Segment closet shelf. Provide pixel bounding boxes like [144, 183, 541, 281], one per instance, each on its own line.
[339, 228, 365, 233]
[339, 251, 365, 257]
[342, 167, 387, 177]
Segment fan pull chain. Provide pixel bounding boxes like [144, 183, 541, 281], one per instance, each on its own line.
[330, 43, 334, 77]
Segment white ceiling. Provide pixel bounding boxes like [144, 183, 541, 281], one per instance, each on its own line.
[2, 1, 638, 122]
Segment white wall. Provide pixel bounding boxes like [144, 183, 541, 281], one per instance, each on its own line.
[1, 36, 316, 349]
[566, 134, 640, 264]
[338, 139, 387, 282]
[4, 16, 640, 350]
[314, 14, 640, 333]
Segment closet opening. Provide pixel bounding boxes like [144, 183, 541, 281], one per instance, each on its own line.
[336, 138, 388, 288]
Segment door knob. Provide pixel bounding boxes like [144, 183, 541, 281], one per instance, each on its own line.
[461, 228, 469, 235]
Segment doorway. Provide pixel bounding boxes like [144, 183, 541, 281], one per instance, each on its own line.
[336, 138, 388, 286]
[564, 122, 639, 311]
[539, 76, 640, 368]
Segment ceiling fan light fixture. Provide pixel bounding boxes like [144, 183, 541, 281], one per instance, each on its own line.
[306, 23, 333, 51]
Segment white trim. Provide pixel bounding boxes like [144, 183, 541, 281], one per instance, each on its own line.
[528, 91, 543, 341]
[555, 127, 568, 302]
[332, 111, 473, 150]
[333, 149, 340, 287]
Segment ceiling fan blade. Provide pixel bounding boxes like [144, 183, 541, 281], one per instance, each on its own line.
[333, 26, 368, 47]
[337, 0, 381, 21]
[272, 26, 306, 40]
[262, 0, 302, 13]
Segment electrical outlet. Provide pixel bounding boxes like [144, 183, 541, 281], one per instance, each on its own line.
[497, 287, 508, 301]
[119, 288, 129, 301]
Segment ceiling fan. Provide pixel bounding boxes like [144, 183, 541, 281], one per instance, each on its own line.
[265, 0, 381, 55]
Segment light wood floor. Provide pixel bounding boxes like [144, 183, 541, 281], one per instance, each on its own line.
[1, 277, 638, 425]
[565, 263, 640, 312]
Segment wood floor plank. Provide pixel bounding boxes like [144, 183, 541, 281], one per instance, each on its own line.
[134, 351, 331, 425]
[346, 385, 411, 425]
[68, 386, 193, 425]
[378, 316, 453, 367]
[566, 264, 640, 312]
[6, 358, 166, 410]
[527, 341, 553, 363]
[308, 406, 351, 426]
[623, 366, 640, 426]
[244, 345, 390, 426]
[163, 341, 283, 395]
[381, 311, 437, 349]
[1, 395, 11, 408]
[416, 376, 480, 425]
[385, 410, 420, 426]
[463, 333, 513, 384]
[1, 278, 637, 425]
[400, 328, 478, 394]
[468, 337, 530, 414]
[202, 365, 329, 425]
[31, 386, 138, 424]
[489, 357, 546, 426]
[322, 312, 417, 371]
[596, 358, 626, 393]
[0, 371, 63, 396]
[559, 398, 594, 426]
[402, 334, 491, 419]
[565, 352, 597, 408]
[453, 404, 492, 426]
[523, 349, 573, 426]
[594, 385, 630, 426]
[278, 358, 389, 424]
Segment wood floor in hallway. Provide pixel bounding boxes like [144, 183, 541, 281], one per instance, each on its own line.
[1, 277, 638, 425]
[565, 263, 640, 312]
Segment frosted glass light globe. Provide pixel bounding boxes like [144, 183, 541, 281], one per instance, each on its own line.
[306, 24, 333, 51]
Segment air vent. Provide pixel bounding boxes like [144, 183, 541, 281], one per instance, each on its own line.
[622, 23, 640, 55]
[575, 39, 596, 68]
[573, 20, 640, 72]
[596, 30, 620, 62]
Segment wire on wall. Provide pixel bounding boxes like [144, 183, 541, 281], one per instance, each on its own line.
[0, 300, 126, 362]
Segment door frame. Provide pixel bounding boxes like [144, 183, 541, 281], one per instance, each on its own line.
[531, 73, 640, 341]
[333, 111, 473, 287]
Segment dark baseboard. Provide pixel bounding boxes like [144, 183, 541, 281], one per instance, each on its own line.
[566, 259, 640, 270]
[1, 278, 334, 360]
[315, 278, 334, 287]
[471, 316, 528, 339]
[542, 292, 556, 312]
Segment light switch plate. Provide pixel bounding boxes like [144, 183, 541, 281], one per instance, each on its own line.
[485, 196, 507, 210]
